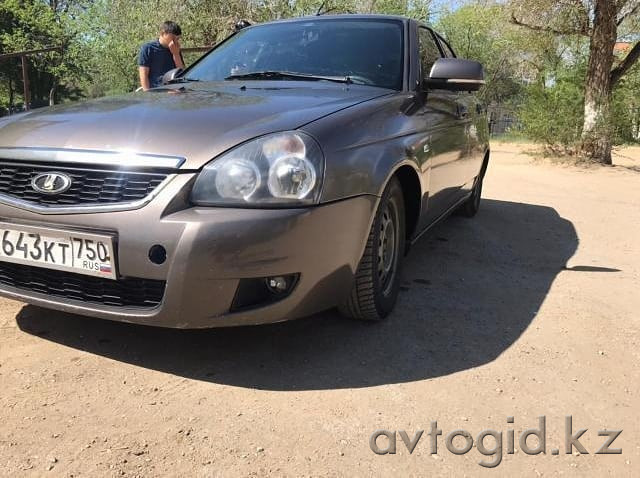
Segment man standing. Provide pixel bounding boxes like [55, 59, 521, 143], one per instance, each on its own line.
[138, 21, 185, 90]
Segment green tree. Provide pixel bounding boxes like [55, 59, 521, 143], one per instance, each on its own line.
[510, 0, 640, 164]
[611, 62, 640, 143]
[74, 0, 434, 96]
[0, 0, 88, 110]
[435, 2, 545, 106]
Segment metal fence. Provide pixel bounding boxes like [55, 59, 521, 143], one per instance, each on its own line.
[488, 106, 521, 138]
[0, 45, 214, 116]
[0, 46, 64, 113]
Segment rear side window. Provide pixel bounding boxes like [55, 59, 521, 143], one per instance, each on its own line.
[418, 28, 442, 80]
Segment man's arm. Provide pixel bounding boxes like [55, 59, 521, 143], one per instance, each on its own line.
[137, 44, 153, 90]
[169, 39, 185, 69]
[139, 66, 151, 91]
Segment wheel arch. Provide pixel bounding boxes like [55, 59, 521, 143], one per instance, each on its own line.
[382, 162, 423, 243]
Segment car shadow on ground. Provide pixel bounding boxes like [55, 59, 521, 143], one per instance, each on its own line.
[16, 198, 579, 390]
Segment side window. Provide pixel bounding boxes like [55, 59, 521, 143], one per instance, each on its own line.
[418, 28, 442, 80]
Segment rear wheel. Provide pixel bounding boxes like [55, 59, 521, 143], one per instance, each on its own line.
[339, 177, 405, 321]
[459, 154, 489, 218]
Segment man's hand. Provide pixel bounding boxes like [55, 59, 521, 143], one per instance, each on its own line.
[169, 38, 185, 69]
[168, 38, 181, 56]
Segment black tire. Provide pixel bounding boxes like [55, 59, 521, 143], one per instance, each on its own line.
[339, 177, 405, 321]
[459, 152, 489, 218]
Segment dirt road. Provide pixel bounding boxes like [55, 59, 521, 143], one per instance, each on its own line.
[1, 144, 639, 476]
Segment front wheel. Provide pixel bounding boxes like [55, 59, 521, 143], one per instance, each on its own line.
[339, 177, 405, 321]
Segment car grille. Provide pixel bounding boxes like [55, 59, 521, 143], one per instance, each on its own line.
[0, 262, 165, 308]
[0, 162, 167, 207]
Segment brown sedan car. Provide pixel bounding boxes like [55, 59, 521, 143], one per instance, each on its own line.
[0, 15, 489, 328]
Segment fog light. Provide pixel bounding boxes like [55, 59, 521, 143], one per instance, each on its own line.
[266, 276, 290, 294]
[231, 273, 299, 311]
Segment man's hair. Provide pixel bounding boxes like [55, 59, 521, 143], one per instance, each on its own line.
[160, 21, 182, 36]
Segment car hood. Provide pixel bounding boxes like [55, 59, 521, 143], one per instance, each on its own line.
[0, 82, 392, 169]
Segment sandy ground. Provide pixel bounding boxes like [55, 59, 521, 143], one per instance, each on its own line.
[0, 143, 639, 477]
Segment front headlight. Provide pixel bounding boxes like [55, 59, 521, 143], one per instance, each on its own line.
[191, 131, 324, 207]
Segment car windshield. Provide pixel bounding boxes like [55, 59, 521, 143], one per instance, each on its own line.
[184, 19, 404, 90]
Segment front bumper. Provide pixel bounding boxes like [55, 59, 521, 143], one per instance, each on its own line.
[0, 174, 377, 328]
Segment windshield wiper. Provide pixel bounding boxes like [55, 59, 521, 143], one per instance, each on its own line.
[167, 77, 201, 84]
[225, 71, 353, 84]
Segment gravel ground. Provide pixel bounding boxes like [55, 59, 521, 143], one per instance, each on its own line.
[0, 143, 638, 477]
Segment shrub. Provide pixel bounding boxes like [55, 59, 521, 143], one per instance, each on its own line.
[519, 70, 585, 153]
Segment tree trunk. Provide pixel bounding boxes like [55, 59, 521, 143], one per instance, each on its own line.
[8, 79, 14, 113]
[580, 0, 617, 165]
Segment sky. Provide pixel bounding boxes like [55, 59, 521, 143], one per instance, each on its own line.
[429, 0, 462, 21]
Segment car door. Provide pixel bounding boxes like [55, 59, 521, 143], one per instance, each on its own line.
[415, 27, 469, 228]
[435, 33, 484, 192]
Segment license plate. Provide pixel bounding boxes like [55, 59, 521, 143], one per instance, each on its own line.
[0, 222, 117, 280]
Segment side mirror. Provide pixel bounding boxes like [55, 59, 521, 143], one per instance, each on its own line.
[425, 58, 485, 92]
[162, 68, 184, 85]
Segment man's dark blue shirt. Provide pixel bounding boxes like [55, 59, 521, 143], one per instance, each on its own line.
[138, 40, 176, 88]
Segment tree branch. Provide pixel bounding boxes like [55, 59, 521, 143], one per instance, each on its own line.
[617, 1, 640, 26]
[611, 41, 640, 85]
[510, 13, 590, 37]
